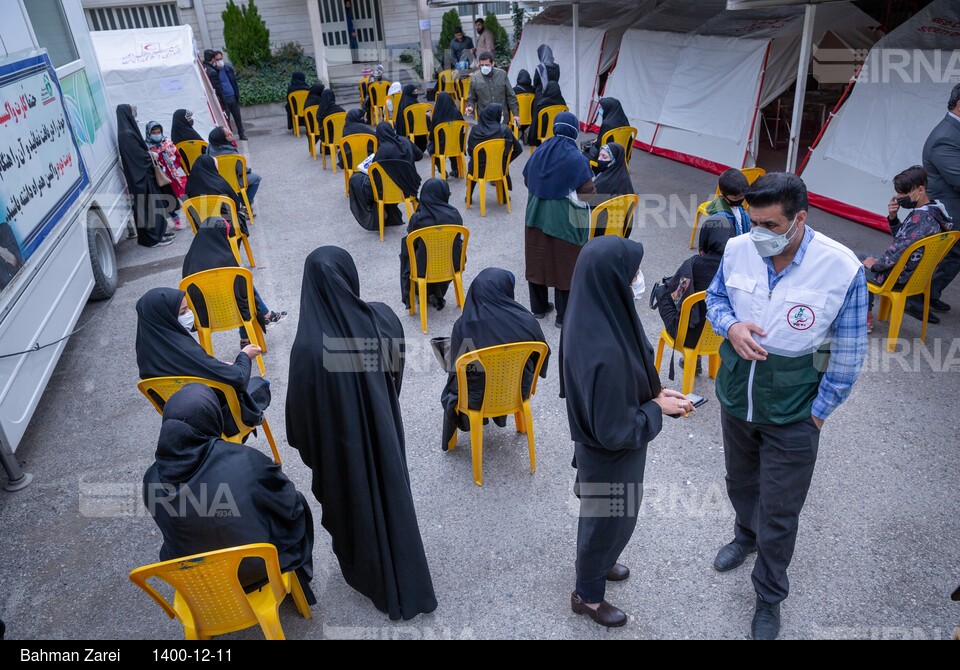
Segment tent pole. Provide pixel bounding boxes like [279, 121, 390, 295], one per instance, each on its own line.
[193, 0, 213, 49]
[417, 0, 435, 85]
[786, 3, 816, 174]
[573, 1, 580, 122]
[306, 0, 330, 85]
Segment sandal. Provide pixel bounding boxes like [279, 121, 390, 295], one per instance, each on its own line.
[266, 310, 287, 324]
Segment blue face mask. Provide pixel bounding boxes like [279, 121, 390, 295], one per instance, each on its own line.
[150, 132, 163, 142]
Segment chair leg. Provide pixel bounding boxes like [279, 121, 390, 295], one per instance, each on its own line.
[378, 202, 385, 242]
[690, 213, 700, 249]
[514, 410, 526, 434]
[655, 335, 666, 372]
[708, 353, 720, 379]
[681, 352, 697, 395]
[469, 412, 484, 487]
[330, 148, 338, 174]
[408, 283, 417, 315]
[344, 170, 351, 197]
[241, 192, 255, 226]
[453, 272, 465, 308]
[405, 200, 415, 218]
[447, 428, 458, 452]
[921, 290, 931, 344]
[417, 280, 428, 333]
[197, 328, 213, 356]
[479, 181, 487, 217]
[431, 156, 437, 178]
[465, 178, 473, 209]
[886, 294, 906, 353]
[287, 572, 313, 619]
[523, 402, 536, 474]
[503, 179, 511, 213]
[252, 607, 285, 641]
[877, 294, 891, 321]
[240, 234, 256, 268]
[260, 418, 282, 465]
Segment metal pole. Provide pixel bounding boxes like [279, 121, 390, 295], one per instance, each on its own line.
[306, 0, 330, 84]
[786, 4, 816, 174]
[192, 0, 214, 50]
[1, 440, 32, 492]
[573, 1, 580, 122]
[417, 0, 436, 85]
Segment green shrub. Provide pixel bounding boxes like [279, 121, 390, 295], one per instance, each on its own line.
[236, 43, 317, 106]
[484, 11, 510, 61]
[399, 49, 441, 82]
[222, 0, 271, 67]
[438, 9, 461, 68]
[511, 3, 526, 46]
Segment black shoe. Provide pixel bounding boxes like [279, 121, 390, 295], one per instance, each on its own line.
[427, 294, 446, 311]
[930, 298, 951, 312]
[904, 304, 940, 324]
[713, 542, 756, 573]
[238, 134, 249, 141]
[555, 317, 563, 328]
[606, 564, 630, 582]
[533, 302, 554, 320]
[751, 597, 781, 640]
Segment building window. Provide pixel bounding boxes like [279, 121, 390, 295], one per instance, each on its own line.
[23, 0, 80, 68]
[459, 3, 517, 18]
[85, 3, 181, 32]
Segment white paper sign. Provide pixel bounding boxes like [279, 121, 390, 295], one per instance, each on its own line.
[420, 19, 432, 31]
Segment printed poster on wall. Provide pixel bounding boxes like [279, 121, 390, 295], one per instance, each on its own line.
[0, 51, 89, 293]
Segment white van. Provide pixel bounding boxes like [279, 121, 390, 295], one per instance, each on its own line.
[0, 0, 130, 490]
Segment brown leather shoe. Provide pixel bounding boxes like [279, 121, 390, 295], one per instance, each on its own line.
[571, 591, 628, 628]
[606, 563, 630, 581]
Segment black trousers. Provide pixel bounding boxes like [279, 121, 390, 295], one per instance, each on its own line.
[529, 283, 568, 321]
[721, 408, 820, 605]
[930, 240, 960, 301]
[222, 98, 245, 135]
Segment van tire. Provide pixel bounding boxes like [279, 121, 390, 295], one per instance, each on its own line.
[87, 210, 117, 300]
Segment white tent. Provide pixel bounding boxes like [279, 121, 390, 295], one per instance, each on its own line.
[90, 25, 225, 143]
[801, 0, 960, 230]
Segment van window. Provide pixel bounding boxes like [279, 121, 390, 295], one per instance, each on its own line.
[24, 0, 80, 68]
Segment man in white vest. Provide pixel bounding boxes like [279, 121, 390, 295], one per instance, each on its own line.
[706, 172, 868, 640]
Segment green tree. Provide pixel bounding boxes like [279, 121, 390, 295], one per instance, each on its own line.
[484, 11, 510, 62]
[511, 3, 526, 46]
[438, 9, 461, 69]
[222, 0, 271, 67]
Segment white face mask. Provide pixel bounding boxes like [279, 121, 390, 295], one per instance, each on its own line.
[631, 270, 646, 302]
[749, 215, 799, 258]
[596, 108, 604, 124]
[178, 310, 195, 331]
[215, 60, 225, 70]
[480, 65, 493, 76]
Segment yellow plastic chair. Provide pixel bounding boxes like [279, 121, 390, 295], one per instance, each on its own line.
[182, 196, 249, 267]
[713, 167, 766, 197]
[179, 267, 268, 375]
[430, 120, 467, 180]
[287, 90, 309, 138]
[215, 154, 255, 226]
[457, 77, 471, 116]
[406, 225, 469, 333]
[600, 126, 639, 167]
[385, 92, 402, 125]
[437, 70, 455, 97]
[516, 93, 534, 129]
[654, 291, 724, 395]
[303, 105, 321, 160]
[448, 342, 549, 487]
[403, 103, 432, 147]
[137, 376, 281, 464]
[465, 139, 513, 217]
[869, 231, 960, 352]
[338, 134, 378, 197]
[588, 194, 639, 239]
[321, 111, 347, 172]
[369, 161, 418, 242]
[176, 140, 207, 175]
[689, 200, 712, 249]
[530, 104, 569, 153]
[129, 543, 311, 640]
[358, 77, 370, 107]
[368, 81, 391, 124]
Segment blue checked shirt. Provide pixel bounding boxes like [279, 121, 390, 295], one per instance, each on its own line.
[706, 226, 868, 421]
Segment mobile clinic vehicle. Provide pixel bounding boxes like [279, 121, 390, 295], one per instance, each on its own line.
[0, 0, 130, 490]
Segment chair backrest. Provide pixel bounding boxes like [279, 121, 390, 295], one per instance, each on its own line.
[455, 342, 550, 417]
[176, 140, 207, 175]
[369, 162, 411, 206]
[182, 195, 240, 237]
[437, 70, 455, 95]
[600, 126, 639, 163]
[516, 93, 535, 126]
[875, 231, 960, 294]
[368, 81, 391, 109]
[403, 103, 433, 139]
[358, 77, 370, 103]
[537, 105, 569, 142]
[675, 291, 724, 354]
[406, 225, 469, 283]
[457, 77, 471, 101]
[129, 543, 285, 638]
[470, 138, 511, 180]
[287, 90, 309, 117]
[323, 111, 347, 146]
[339, 134, 378, 170]
[215, 154, 249, 192]
[137, 376, 245, 426]
[179, 267, 256, 333]
[433, 121, 467, 158]
[741, 167, 766, 185]
[303, 105, 320, 137]
[589, 194, 639, 239]
[385, 92, 402, 124]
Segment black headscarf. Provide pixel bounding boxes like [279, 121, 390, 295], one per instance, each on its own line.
[304, 82, 325, 110]
[373, 122, 422, 197]
[135, 287, 265, 430]
[207, 126, 235, 152]
[560, 237, 662, 451]
[287, 70, 309, 95]
[171, 109, 203, 145]
[144, 382, 314, 592]
[598, 97, 630, 141]
[285, 247, 437, 621]
[524, 111, 593, 200]
[184, 155, 242, 207]
[116, 104, 168, 246]
[535, 44, 559, 94]
[343, 108, 374, 138]
[514, 69, 535, 95]
[394, 84, 421, 140]
[466, 103, 521, 178]
[317, 88, 344, 123]
[592, 143, 634, 199]
[530, 81, 567, 145]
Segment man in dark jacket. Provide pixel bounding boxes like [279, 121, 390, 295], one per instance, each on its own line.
[910, 83, 960, 320]
[204, 49, 247, 140]
[448, 26, 474, 69]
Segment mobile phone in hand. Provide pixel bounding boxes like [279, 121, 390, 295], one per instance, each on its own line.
[669, 393, 708, 418]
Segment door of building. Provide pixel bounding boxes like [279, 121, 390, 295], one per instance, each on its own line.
[318, 0, 382, 64]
